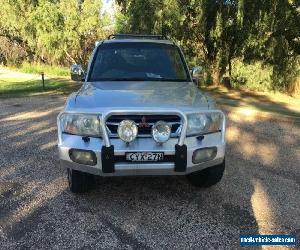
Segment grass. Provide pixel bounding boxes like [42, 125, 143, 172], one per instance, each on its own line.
[0, 68, 81, 98]
[10, 62, 70, 77]
[0, 78, 81, 97]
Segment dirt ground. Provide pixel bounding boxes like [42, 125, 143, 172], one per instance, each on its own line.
[0, 95, 299, 249]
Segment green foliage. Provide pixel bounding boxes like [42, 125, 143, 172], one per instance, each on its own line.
[242, 0, 300, 92]
[115, 0, 300, 93]
[0, 0, 113, 65]
[1, 0, 299, 93]
[230, 60, 273, 92]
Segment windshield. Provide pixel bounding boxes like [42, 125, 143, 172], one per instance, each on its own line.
[89, 42, 190, 82]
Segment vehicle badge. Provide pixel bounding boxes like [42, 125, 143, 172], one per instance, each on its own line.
[139, 116, 150, 128]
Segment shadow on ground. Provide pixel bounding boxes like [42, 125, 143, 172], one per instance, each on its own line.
[204, 86, 300, 119]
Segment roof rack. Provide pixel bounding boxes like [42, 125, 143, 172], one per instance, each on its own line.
[107, 34, 168, 40]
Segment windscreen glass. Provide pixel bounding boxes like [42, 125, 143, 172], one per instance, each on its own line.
[89, 42, 189, 82]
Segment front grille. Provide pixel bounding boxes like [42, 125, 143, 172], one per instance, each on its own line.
[106, 114, 182, 138]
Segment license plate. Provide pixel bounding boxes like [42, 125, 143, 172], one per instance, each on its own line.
[126, 152, 164, 162]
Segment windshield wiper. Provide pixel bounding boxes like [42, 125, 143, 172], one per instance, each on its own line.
[94, 77, 148, 81]
[154, 78, 188, 82]
[93, 77, 188, 82]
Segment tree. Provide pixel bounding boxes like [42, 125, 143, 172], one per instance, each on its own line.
[115, 0, 300, 92]
[116, 0, 251, 85]
[0, 0, 112, 65]
[242, 0, 300, 91]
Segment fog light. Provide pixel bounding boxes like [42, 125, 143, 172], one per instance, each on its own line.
[69, 149, 97, 166]
[192, 147, 217, 164]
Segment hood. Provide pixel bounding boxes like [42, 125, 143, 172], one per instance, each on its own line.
[66, 81, 210, 111]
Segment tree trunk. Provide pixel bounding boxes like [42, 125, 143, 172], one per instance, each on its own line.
[228, 59, 232, 78]
[212, 66, 221, 85]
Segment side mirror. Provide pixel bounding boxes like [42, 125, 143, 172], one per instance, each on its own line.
[191, 66, 203, 85]
[70, 64, 85, 82]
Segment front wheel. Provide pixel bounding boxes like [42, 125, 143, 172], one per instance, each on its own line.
[186, 159, 225, 187]
[67, 168, 95, 193]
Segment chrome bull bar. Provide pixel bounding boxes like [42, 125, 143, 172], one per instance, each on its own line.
[100, 109, 188, 147]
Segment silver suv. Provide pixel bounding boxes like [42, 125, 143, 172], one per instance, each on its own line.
[57, 34, 226, 193]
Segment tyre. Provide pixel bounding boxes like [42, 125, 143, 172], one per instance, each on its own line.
[187, 159, 225, 187]
[67, 168, 95, 193]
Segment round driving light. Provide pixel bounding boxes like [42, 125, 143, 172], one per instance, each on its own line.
[117, 120, 138, 142]
[152, 121, 171, 143]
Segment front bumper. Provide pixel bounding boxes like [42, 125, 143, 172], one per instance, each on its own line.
[58, 133, 225, 176]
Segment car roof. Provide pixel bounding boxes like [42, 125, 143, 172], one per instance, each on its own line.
[96, 34, 175, 46]
[102, 39, 174, 45]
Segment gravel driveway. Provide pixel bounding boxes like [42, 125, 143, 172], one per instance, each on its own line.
[0, 95, 299, 249]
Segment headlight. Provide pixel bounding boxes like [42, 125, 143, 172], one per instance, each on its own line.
[60, 113, 101, 137]
[117, 120, 138, 142]
[186, 112, 223, 136]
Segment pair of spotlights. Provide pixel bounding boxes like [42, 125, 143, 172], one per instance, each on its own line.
[117, 120, 171, 143]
